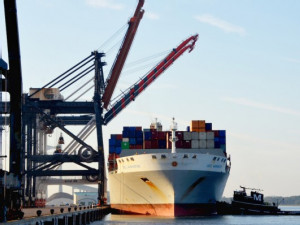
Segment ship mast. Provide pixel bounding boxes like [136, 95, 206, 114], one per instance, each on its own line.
[170, 118, 178, 153]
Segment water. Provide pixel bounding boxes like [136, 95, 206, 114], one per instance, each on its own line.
[91, 207, 300, 225]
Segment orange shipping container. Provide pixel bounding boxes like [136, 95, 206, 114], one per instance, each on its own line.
[198, 120, 206, 128]
[190, 120, 198, 131]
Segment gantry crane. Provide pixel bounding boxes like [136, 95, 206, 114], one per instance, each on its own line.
[0, 0, 198, 210]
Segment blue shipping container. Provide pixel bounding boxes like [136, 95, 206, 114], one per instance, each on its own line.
[116, 140, 122, 147]
[219, 130, 226, 137]
[122, 130, 129, 138]
[115, 147, 122, 154]
[129, 138, 136, 145]
[144, 131, 152, 140]
[219, 137, 226, 145]
[186, 126, 190, 132]
[214, 141, 221, 148]
[158, 140, 166, 149]
[109, 139, 116, 146]
[205, 123, 212, 131]
[129, 127, 136, 138]
[214, 137, 219, 142]
[136, 138, 143, 145]
[136, 130, 143, 138]
[109, 146, 116, 153]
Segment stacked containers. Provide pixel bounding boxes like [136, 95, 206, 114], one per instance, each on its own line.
[123, 127, 143, 149]
[109, 134, 122, 154]
[107, 121, 226, 152]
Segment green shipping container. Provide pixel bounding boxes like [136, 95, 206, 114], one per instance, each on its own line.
[122, 142, 129, 149]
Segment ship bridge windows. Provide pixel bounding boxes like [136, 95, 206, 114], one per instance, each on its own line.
[192, 155, 197, 159]
[161, 154, 166, 159]
[152, 155, 157, 159]
[183, 154, 188, 158]
[130, 157, 134, 161]
[213, 157, 217, 161]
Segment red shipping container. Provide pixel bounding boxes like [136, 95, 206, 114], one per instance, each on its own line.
[151, 130, 158, 139]
[136, 145, 143, 149]
[151, 140, 159, 149]
[176, 140, 184, 148]
[129, 145, 136, 149]
[183, 140, 191, 149]
[176, 131, 183, 140]
[213, 130, 219, 137]
[116, 134, 123, 140]
[157, 131, 166, 140]
[144, 140, 152, 149]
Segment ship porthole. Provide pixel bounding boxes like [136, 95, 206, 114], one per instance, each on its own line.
[172, 161, 178, 167]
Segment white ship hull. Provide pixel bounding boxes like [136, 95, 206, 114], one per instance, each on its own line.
[108, 150, 230, 217]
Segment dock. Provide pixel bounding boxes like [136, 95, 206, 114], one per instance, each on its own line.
[2, 206, 111, 225]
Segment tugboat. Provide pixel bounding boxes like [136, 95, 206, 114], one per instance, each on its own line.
[217, 186, 280, 215]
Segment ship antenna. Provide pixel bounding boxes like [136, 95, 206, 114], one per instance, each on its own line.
[170, 117, 178, 154]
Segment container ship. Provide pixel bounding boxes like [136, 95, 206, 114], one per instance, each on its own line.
[107, 119, 230, 217]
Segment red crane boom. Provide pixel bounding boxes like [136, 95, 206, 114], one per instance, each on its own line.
[103, 34, 198, 124]
[102, 0, 145, 109]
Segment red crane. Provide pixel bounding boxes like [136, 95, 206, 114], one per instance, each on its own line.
[103, 34, 198, 125]
[102, 0, 145, 109]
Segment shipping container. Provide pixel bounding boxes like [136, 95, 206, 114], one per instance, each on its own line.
[183, 131, 192, 140]
[151, 130, 158, 139]
[191, 140, 199, 149]
[219, 137, 226, 145]
[219, 130, 226, 137]
[206, 132, 214, 140]
[176, 140, 184, 148]
[136, 138, 143, 145]
[176, 131, 183, 140]
[191, 132, 199, 140]
[122, 138, 129, 142]
[121, 142, 129, 149]
[199, 140, 207, 149]
[199, 132, 207, 140]
[109, 138, 116, 146]
[151, 140, 159, 149]
[158, 140, 166, 149]
[157, 131, 166, 140]
[207, 140, 215, 149]
[144, 131, 152, 140]
[198, 120, 206, 128]
[115, 147, 122, 154]
[183, 140, 191, 149]
[144, 140, 152, 149]
[136, 130, 143, 138]
[205, 123, 212, 131]
[186, 126, 190, 132]
[129, 138, 136, 145]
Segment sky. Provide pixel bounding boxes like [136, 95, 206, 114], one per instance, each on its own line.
[1, 0, 300, 198]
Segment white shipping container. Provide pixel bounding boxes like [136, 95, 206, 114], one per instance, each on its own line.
[207, 140, 215, 149]
[183, 131, 192, 140]
[122, 138, 129, 142]
[199, 140, 207, 148]
[206, 132, 215, 140]
[199, 132, 207, 140]
[191, 132, 199, 140]
[191, 140, 199, 149]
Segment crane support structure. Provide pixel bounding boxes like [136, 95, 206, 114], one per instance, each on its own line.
[103, 34, 198, 124]
[102, 0, 145, 109]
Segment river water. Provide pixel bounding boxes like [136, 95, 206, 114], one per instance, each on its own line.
[91, 206, 300, 225]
